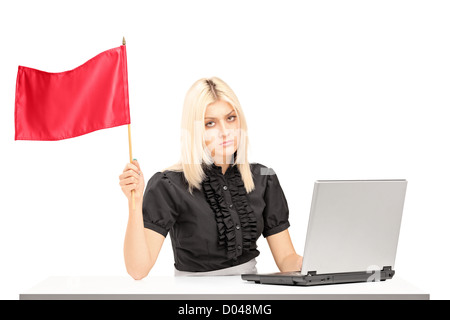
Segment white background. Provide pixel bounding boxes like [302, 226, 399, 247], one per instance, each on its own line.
[1, 0, 448, 299]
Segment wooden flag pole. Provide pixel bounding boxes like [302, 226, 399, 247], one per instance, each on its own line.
[128, 124, 135, 210]
[123, 36, 135, 210]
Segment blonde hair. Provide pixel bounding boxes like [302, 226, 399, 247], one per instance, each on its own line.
[162, 77, 255, 195]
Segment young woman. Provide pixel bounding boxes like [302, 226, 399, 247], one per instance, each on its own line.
[119, 77, 302, 279]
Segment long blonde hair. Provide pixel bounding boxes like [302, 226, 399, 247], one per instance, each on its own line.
[162, 77, 255, 195]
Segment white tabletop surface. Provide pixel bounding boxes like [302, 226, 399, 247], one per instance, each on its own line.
[20, 275, 429, 300]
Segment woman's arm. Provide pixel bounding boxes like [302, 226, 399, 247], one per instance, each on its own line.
[120, 160, 165, 280]
[123, 199, 165, 280]
[266, 229, 303, 272]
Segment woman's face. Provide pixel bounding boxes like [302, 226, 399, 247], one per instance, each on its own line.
[204, 99, 240, 164]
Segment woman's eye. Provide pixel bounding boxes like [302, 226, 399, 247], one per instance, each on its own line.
[205, 116, 236, 127]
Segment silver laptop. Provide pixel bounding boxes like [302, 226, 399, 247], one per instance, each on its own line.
[242, 180, 407, 286]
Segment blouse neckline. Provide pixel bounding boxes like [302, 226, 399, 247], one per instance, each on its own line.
[204, 151, 238, 177]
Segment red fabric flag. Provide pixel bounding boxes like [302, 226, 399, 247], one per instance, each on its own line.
[14, 45, 130, 141]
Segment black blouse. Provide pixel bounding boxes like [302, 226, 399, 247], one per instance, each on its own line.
[142, 160, 290, 273]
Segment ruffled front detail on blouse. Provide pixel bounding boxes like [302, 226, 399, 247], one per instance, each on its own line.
[201, 163, 258, 259]
[227, 168, 258, 252]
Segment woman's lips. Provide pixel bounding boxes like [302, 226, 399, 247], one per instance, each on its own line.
[220, 140, 233, 146]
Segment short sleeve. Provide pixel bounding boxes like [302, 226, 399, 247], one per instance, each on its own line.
[142, 172, 179, 237]
[262, 169, 290, 238]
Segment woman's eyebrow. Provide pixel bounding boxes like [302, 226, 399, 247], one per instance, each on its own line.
[205, 110, 236, 120]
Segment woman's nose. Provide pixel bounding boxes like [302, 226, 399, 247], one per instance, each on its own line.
[217, 120, 232, 137]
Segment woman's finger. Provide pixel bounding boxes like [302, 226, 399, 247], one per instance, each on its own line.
[119, 176, 139, 186]
[123, 162, 139, 173]
[132, 159, 141, 172]
[119, 169, 140, 181]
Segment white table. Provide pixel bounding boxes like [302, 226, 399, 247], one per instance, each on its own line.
[20, 275, 429, 300]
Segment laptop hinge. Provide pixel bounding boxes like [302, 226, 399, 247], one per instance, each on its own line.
[306, 271, 317, 276]
[381, 266, 395, 278]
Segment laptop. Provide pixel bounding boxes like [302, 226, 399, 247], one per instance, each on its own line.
[242, 179, 407, 286]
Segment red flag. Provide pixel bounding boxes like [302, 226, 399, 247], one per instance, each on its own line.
[14, 45, 130, 141]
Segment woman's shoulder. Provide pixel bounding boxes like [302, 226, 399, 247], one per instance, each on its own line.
[249, 162, 276, 176]
[148, 169, 183, 181]
[147, 163, 187, 189]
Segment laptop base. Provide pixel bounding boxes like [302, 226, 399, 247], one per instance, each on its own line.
[242, 266, 395, 286]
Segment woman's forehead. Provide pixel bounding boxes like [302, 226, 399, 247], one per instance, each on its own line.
[205, 100, 235, 118]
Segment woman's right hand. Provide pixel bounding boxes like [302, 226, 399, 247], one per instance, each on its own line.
[119, 159, 145, 203]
